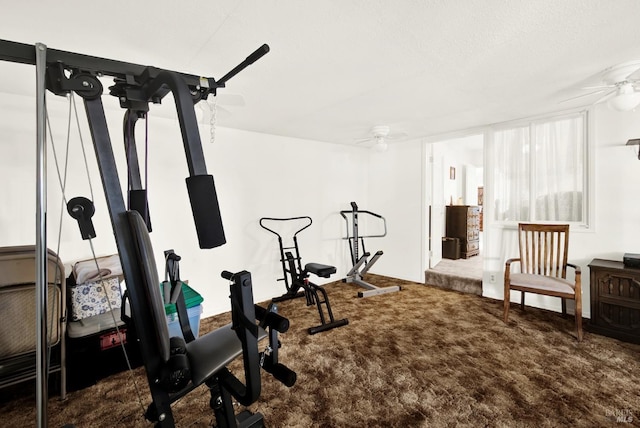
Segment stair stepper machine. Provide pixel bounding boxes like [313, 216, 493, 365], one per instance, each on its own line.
[340, 202, 400, 298]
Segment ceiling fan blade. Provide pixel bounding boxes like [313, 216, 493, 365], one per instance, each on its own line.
[581, 84, 614, 90]
[592, 88, 617, 105]
[197, 101, 232, 124]
[215, 93, 245, 107]
[354, 137, 373, 144]
[625, 66, 640, 81]
[559, 89, 607, 104]
[387, 131, 409, 141]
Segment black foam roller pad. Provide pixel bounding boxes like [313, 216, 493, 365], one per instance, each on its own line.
[186, 174, 226, 248]
[262, 358, 297, 387]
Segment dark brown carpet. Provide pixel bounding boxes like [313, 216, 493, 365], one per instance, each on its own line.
[1, 275, 639, 427]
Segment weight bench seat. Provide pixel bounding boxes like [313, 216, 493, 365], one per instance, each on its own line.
[305, 263, 336, 278]
[186, 324, 267, 386]
[129, 210, 271, 390]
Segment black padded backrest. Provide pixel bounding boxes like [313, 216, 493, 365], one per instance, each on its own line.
[127, 210, 171, 363]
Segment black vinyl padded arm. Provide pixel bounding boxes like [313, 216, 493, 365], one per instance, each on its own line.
[142, 70, 226, 249]
[186, 175, 226, 249]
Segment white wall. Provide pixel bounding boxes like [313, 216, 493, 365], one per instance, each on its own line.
[0, 91, 370, 317]
[202, 127, 370, 314]
[6, 86, 637, 322]
[436, 136, 483, 205]
[366, 140, 425, 283]
[440, 146, 462, 205]
[464, 165, 483, 206]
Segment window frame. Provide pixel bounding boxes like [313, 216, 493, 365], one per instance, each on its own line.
[489, 109, 592, 230]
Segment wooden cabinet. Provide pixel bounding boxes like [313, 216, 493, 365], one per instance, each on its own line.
[588, 259, 640, 344]
[445, 205, 480, 259]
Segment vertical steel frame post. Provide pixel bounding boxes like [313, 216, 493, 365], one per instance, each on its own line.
[34, 42, 48, 428]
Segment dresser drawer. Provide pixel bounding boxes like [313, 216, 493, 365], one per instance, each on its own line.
[463, 240, 479, 252]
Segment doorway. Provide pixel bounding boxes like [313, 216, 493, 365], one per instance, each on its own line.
[425, 133, 484, 293]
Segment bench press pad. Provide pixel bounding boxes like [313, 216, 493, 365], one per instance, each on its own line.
[186, 323, 267, 387]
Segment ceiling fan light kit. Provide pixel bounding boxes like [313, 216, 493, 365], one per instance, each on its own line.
[607, 83, 640, 111]
[373, 139, 388, 152]
[566, 60, 640, 111]
[372, 125, 389, 152]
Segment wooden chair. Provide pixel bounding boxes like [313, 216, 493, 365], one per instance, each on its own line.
[503, 223, 583, 341]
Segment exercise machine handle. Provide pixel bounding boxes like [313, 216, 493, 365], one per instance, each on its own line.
[339, 209, 387, 239]
[221, 270, 234, 281]
[339, 209, 385, 221]
[218, 44, 270, 85]
[259, 216, 313, 239]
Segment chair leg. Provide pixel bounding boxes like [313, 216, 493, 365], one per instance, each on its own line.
[503, 292, 510, 323]
[503, 268, 512, 323]
[561, 299, 567, 318]
[520, 292, 525, 311]
[575, 299, 583, 342]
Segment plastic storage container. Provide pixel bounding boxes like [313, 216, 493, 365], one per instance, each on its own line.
[164, 282, 204, 339]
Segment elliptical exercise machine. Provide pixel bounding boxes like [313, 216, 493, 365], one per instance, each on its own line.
[260, 216, 348, 335]
[340, 202, 400, 298]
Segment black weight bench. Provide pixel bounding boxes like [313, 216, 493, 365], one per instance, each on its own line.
[260, 216, 348, 335]
[128, 211, 295, 427]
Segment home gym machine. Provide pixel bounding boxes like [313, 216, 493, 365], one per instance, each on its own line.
[0, 39, 296, 427]
[260, 217, 348, 334]
[340, 202, 400, 298]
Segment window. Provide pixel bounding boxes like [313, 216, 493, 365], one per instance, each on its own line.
[492, 112, 587, 224]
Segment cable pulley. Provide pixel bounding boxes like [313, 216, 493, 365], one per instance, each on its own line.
[71, 74, 102, 99]
[66, 196, 96, 240]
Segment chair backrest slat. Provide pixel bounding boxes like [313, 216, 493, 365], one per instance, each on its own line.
[518, 223, 569, 278]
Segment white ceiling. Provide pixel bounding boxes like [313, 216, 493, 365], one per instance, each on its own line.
[1, 0, 640, 145]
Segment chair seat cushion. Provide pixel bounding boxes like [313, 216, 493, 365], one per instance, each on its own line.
[509, 273, 575, 297]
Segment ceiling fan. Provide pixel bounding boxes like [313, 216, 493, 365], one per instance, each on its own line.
[196, 93, 245, 123]
[195, 93, 245, 143]
[355, 125, 408, 151]
[565, 61, 640, 111]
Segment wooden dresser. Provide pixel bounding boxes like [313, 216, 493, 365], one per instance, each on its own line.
[588, 259, 640, 344]
[445, 205, 480, 259]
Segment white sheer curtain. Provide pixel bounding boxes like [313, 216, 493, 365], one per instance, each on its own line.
[533, 115, 584, 222]
[492, 113, 585, 223]
[492, 126, 529, 221]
